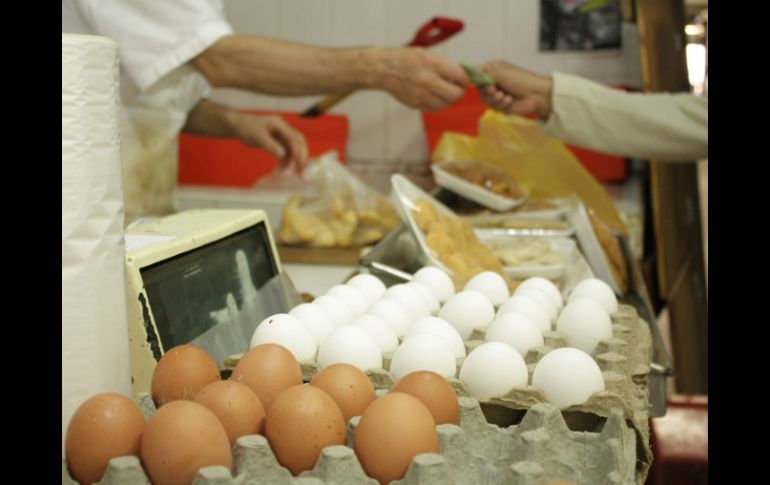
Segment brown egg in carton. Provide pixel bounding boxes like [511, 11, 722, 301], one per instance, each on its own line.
[61, 395, 636, 485]
[62, 305, 652, 484]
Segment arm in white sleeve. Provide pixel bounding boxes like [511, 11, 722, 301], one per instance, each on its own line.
[72, 0, 233, 92]
[539, 73, 708, 162]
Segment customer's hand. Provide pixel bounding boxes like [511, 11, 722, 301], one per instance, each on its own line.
[479, 61, 553, 119]
[372, 47, 470, 111]
[231, 113, 309, 172]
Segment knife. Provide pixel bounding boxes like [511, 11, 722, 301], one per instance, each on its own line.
[301, 17, 464, 118]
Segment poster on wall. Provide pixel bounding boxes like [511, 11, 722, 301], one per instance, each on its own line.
[540, 0, 622, 52]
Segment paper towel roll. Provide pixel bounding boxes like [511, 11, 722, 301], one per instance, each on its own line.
[62, 34, 132, 459]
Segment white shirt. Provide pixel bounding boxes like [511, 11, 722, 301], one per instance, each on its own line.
[62, 0, 234, 222]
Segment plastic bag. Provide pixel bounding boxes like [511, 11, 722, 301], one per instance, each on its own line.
[252, 164, 308, 191]
[278, 152, 400, 248]
[431, 111, 629, 292]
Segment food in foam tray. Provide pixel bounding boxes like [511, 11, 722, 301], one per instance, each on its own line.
[438, 160, 526, 200]
[472, 216, 572, 232]
[485, 238, 566, 267]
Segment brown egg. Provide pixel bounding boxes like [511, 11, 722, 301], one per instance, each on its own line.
[390, 370, 459, 425]
[194, 380, 266, 446]
[265, 384, 346, 475]
[310, 363, 375, 423]
[354, 392, 438, 484]
[151, 344, 220, 407]
[230, 343, 302, 411]
[141, 400, 232, 485]
[65, 392, 146, 485]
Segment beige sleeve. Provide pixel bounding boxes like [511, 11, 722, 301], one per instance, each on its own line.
[538, 73, 707, 162]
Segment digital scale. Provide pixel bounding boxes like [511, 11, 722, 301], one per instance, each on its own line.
[124, 209, 302, 397]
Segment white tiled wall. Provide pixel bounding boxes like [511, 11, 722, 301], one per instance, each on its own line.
[210, 0, 642, 167]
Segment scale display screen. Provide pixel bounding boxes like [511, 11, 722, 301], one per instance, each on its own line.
[140, 224, 278, 350]
[125, 209, 300, 396]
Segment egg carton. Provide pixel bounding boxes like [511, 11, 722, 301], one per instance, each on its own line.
[62, 396, 636, 485]
[62, 305, 652, 484]
[281, 303, 653, 481]
[467, 303, 653, 479]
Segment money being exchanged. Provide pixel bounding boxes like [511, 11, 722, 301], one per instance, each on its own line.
[461, 62, 495, 88]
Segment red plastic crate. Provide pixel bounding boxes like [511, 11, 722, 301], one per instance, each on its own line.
[647, 394, 708, 485]
[422, 87, 487, 151]
[421, 86, 628, 183]
[178, 111, 349, 188]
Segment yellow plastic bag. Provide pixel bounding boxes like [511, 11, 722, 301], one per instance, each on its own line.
[432, 110, 629, 291]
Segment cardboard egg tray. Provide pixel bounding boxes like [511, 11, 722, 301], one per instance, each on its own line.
[62, 304, 652, 485]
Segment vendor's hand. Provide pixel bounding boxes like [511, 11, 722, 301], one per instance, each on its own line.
[372, 47, 470, 111]
[231, 113, 309, 172]
[479, 60, 553, 119]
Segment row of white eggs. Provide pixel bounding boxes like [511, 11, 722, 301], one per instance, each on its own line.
[250, 269, 618, 409]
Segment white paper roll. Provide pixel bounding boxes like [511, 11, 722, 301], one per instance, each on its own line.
[62, 34, 132, 458]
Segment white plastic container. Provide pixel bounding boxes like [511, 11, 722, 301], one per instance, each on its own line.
[431, 161, 528, 211]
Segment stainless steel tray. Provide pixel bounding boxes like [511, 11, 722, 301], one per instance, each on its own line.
[615, 231, 675, 417]
[359, 224, 422, 286]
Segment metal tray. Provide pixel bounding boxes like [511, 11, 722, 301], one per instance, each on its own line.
[615, 231, 675, 417]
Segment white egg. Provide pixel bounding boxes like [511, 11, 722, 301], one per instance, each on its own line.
[531, 347, 605, 408]
[556, 297, 613, 354]
[383, 284, 431, 322]
[518, 277, 563, 309]
[313, 294, 354, 327]
[404, 316, 466, 358]
[389, 334, 456, 380]
[406, 281, 441, 315]
[568, 278, 618, 314]
[250, 313, 317, 361]
[288, 303, 335, 345]
[413, 266, 455, 303]
[459, 342, 528, 401]
[484, 313, 544, 357]
[326, 284, 369, 317]
[351, 314, 399, 353]
[497, 294, 551, 333]
[317, 325, 382, 371]
[464, 271, 509, 306]
[365, 298, 411, 337]
[346, 274, 386, 305]
[514, 286, 558, 323]
[438, 290, 495, 340]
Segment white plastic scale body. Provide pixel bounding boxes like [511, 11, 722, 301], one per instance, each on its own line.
[124, 209, 301, 397]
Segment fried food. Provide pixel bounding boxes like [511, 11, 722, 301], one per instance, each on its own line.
[411, 198, 508, 283]
[439, 160, 525, 200]
[278, 191, 398, 248]
[412, 199, 438, 232]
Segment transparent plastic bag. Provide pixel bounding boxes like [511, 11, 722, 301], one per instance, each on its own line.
[278, 152, 400, 248]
